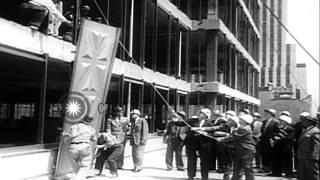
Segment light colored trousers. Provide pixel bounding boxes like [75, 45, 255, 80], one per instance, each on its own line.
[131, 144, 146, 169]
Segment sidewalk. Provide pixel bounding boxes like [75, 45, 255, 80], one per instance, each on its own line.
[89, 134, 296, 180]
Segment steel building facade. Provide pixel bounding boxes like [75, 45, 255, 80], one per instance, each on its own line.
[0, 0, 260, 179]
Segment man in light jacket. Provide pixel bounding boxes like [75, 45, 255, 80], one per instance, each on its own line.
[130, 109, 149, 172]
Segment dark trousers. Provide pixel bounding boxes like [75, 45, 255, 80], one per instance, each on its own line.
[210, 142, 217, 170]
[19, 3, 49, 34]
[59, 21, 73, 42]
[186, 142, 212, 180]
[116, 139, 127, 168]
[217, 144, 232, 172]
[231, 154, 255, 180]
[297, 159, 319, 180]
[165, 138, 184, 169]
[254, 145, 261, 168]
[95, 144, 123, 174]
[260, 141, 272, 171]
[271, 150, 293, 176]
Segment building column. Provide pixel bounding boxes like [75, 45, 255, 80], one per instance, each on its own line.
[37, 53, 49, 144]
[206, 30, 218, 82]
[234, 52, 238, 90]
[206, 93, 217, 110]
[228, 44, 233, 87]
[207, 0, 218, 19]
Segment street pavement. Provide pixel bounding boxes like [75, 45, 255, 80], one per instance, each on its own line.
[88, 134, 296, 180]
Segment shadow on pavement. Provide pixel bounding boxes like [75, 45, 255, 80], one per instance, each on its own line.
[142, 166, 168, 171]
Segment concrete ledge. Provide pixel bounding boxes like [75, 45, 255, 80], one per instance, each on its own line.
[0, 17, 191, 93]
[113, 59, 191, 92]
[0, 18, 75, 62]
[191, 81, 260, 105]
[238, 0, 261, 39]
[157, 0, 192, 29]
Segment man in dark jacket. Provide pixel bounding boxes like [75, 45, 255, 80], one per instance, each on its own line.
[297, 112, 320, 180]
[106, 107, 130, 169]
[163, 111, 187, 171]
[186, 108, 213, 180]
[269, 115, 295, 177]
[195, 111, 238, 180]
[260, 108, 279, 173]
[130, 109, 149, 172]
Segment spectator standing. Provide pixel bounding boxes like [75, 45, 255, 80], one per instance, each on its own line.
[260, 109, 279, 173]
[163, 111, 187, 171]
[130, 109, 149, 172]
[297, 112, 320, 180]
[269, 115, 295, 177]
[252, 112, 262, 169]
[209, 109, 223, 171]
[293, 113, 305, 171]
[106, 107, 130, 169]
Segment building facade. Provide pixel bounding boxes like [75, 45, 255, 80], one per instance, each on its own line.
[0, 0, 260, 179]
[296, 63, 308, 99]
[260, 0, 288, 88]
[189, 0, 261, 114]
[286, 44, 296, 88]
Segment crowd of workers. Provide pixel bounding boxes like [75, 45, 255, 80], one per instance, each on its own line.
[164, 108, 320, 180]
[61, 106, 320, 180]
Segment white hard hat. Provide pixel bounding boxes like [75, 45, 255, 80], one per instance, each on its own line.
[280, 111, 291, 117]
[264, 109, 276, 116]
[227, 115, 239, 124]
[130, 109, 141, 116]
[239, 114, 254, 124]
[200, 108, 212, 118]
[279, 115, 292, 124]
[253, 112, 261, 118]
[299, 112, 311, 118]
[226, 110, 236, 117]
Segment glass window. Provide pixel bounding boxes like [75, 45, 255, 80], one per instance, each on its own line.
[144, 0, 156, 69]
[170, 18, 179, 76]
[156, 8, 170, 74]
[0, 54, 42, 147]
[44, 59, 71, 143]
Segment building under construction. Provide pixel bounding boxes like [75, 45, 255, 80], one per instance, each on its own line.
[0, 0, 261, 179]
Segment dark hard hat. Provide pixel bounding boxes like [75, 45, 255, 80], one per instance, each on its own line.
[114, 106, 123, 112]
[240, 109, 251, 114]
[81, 5, 90, 11]
[83, 115, 94, 123]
